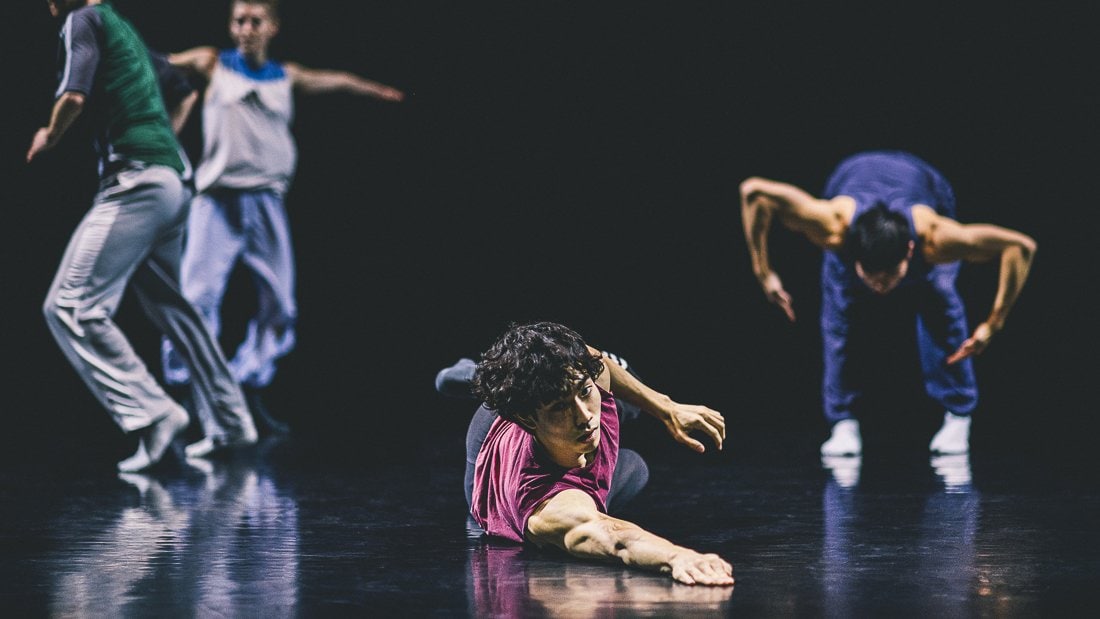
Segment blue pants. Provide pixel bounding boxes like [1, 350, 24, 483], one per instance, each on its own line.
[821, 152, 977, 424]
[820, 257, 979, 424]
[162, 189, 296, 390]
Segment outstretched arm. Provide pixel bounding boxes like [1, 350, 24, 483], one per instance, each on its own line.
[926, 216, 1037, 363]
[285, 62, 404, 101]
[739, 177, 847, 321]
[167, 46, 218, 80]
[26, 92, 85, 163]
[589, 347, 724, 453]
[527, 489, 734, 586]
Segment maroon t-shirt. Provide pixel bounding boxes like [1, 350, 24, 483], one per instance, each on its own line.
[471, 385, 620, 543]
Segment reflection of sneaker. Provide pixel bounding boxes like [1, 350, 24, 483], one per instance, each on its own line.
[931, 454, 972, 491]
[821, 419, 862, 457]
[435, 358, 477, 399]
[183, 456, 215, 474]
[929, 412, 971, 454]
[822, 455, 862, 488]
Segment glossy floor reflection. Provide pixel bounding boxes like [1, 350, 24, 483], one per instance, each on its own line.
[2, 432, 1097, 616]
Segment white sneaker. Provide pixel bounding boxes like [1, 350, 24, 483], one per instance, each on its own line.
[929, 412, 971, 454]
[821, 419, 862, 457]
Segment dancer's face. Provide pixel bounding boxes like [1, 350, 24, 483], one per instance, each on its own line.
[856, 258, 910, 294]
[229, 2, 279, 59]
[855, 240, 915, 295]
[524, 373, 602, 468]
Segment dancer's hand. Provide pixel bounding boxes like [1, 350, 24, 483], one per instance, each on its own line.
[947, 321, 996, 364]
[760, 272, 795, 322]
[665, 549, 735, 586]
[376, 86, 405, 102]
[26, 128, 55, 163]
[662, 402, 725, 453]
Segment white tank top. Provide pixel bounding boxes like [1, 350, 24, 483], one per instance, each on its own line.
[195, 50, 296, 194]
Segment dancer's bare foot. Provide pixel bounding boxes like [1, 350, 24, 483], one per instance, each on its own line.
[184, 424, 258, 460]
[117, 407, 189, 472]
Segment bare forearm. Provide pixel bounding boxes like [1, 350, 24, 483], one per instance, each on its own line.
[344, 74, 400, 99]
[988, 240, 1036, 329]
[743, 196, 774, 280]
[948, 223, 1037, 329]
[529, 491, 733, 584]
[47, 92, 86, 143]
[566, 516, 683, 572]
[27, 92, 85, 163]
[740, 177, 801, 279]
[588, 346, 725, 452]
[567, 515, 733, 584]
[589, 347, 673, 419]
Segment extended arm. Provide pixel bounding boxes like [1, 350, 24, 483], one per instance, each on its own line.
[285, 62, 404, 101]
[168, 46, 218, 80]
[927, 216, 1037, 363]
[588, 347, 724, 453]
[527, 489, 734, 586]
[26, 92, 85, 162]
[739, 177, 847, 321]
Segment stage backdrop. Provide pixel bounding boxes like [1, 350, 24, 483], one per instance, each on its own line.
[1, 2, 1092, 467]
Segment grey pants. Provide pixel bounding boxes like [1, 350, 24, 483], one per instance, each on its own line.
[43, 164, 253, 440]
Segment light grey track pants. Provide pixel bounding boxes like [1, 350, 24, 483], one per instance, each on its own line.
[43, 163, 254, 440]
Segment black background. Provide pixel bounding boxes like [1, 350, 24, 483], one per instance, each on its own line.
[2, 1, 1095, 470]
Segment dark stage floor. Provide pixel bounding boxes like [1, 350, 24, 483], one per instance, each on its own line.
[2, 426, 1097, 617]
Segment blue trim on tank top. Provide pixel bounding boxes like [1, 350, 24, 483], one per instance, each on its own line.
[220, 49, 285, 81]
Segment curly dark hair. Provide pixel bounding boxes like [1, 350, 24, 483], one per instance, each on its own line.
[472, 322, 605, 425]
[846, 202, 911, 273]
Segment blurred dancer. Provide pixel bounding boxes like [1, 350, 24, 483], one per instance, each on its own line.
[162, 0, 404, 435]
[30, 0, 256, 471]
[466, 322, 733, 586]
[741, 150, 1036, 456]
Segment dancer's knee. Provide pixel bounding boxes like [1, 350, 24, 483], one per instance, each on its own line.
[43, 296, 113, 342]
[42, 294, 75, 338]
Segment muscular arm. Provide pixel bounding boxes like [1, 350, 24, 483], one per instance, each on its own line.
[285, 62, 404, 101]
[587, 347, 724, 453]
[526, 489, 734, 586]
[926, 215, 1037, 362]
[26, 92, 85, 162]
[739, 177, 848, 321]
